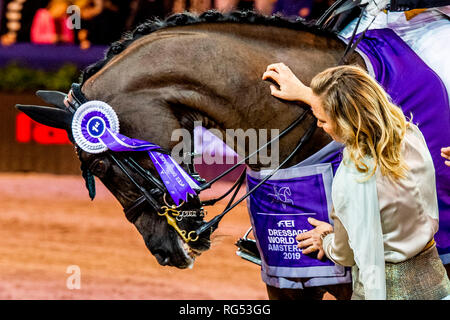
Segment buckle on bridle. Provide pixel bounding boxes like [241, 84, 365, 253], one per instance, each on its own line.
[158, 204, 200, 243]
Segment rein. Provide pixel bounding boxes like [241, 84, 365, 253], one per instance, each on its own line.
[196, 116, 316, 236]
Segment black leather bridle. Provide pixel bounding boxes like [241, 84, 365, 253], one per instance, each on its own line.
[65, 83, 316, 242]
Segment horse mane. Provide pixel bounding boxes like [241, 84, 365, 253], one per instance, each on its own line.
[81, 9, 336, 84]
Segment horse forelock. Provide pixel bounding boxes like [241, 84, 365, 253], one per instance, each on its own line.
[80, 9, 337, 85]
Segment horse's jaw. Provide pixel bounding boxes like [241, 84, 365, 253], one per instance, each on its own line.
[133, 209, 211, 268]
[178, 237, 203, 269]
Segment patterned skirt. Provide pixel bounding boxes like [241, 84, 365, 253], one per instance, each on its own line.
[352, 244, 450, 300]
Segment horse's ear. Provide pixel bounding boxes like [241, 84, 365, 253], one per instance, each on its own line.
[15, 104, 73, 130]
[36, 90, 67, 110]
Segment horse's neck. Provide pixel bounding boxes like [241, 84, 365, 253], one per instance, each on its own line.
[82, 23, 365, 169]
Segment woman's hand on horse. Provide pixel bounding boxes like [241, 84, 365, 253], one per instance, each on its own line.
[296, 217, 333, 260]
[262, 62, 313, 104]
[442, 146, 450, 167]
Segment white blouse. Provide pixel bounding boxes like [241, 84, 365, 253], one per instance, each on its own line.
[322, 123, 439, 298]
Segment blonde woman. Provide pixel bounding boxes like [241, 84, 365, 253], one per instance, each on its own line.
[262, 63, 450, 300]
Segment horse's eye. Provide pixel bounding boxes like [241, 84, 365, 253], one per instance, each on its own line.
[89, 158, 110, 178]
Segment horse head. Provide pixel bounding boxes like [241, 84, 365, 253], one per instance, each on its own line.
[17, 87, 212, 269]
[15, 10, 363, 269]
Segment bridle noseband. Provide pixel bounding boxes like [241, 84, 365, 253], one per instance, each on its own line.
[66, 83, 316, 243]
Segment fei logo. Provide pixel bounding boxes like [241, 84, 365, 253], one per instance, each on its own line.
[268, 185, 294, 209]
[277, 220, 295, 228]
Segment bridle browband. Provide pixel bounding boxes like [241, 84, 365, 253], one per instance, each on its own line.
[67, 84, 176, 216]
[65, 83, 316, 242]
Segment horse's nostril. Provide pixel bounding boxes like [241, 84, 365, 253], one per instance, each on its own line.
[154, 250, 170, 266]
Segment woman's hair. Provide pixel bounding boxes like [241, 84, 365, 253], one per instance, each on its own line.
[310, 65, 409, 181]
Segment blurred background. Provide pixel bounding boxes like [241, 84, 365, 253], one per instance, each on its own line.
[0, 0, 336, 300]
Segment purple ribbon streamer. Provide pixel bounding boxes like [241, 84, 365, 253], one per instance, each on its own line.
[100, 128, 199, 205]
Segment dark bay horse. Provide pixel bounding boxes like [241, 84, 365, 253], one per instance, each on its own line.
[17, 10, 365, 296]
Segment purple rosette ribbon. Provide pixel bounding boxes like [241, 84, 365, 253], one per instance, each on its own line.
[72, 101, 200, 205]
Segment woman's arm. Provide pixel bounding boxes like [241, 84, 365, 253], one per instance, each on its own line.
[262, 62, 315, 105]
[322, 210, 356, 266]
[296, 214, 356, 266]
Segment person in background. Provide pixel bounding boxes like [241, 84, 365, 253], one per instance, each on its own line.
[124, 0, 174, 31]
[173, 0, 211, 14]
[74, 0, 128, 49]
[272, 0, 314, 19]
[214, 0, 276, 15]
[1, 0, 51, 46]
[73, 0, 103, 49]
[30, 0, 74, 44]
[213, 0, 335, 20]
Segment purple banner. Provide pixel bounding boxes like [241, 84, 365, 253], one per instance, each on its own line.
[246, 163, 349, 279]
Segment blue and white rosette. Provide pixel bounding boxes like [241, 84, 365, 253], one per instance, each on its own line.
[72, 101, 200, 205]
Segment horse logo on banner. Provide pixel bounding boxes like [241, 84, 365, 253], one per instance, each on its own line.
[268, 185, 294, 209]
